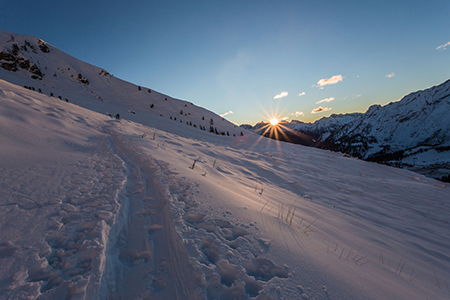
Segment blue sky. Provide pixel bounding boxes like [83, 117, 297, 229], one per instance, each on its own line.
[1, 0, 449, 125]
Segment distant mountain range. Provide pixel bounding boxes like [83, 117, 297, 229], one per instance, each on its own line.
[243, 80, 450, 181]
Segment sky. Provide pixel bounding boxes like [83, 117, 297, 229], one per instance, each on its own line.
[1, 0, 450, 125]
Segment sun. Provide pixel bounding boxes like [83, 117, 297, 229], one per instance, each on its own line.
[269, 118, 279, 126]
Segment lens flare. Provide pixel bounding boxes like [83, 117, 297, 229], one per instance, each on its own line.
[270, 118, 279, 126]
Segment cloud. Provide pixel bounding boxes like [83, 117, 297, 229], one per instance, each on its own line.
[316, 97, 335, 104]
[282, 117, 289, 121]
[386, 73, 395, 78]
[317, 75, 343, 87]
[298, 92, 306, 97]
[274, 91, 288, 99]
[294, 111, 304, 117]
[220, 110, 234, 117]
[311, 106, 332, 114]
[436, 41, 450, 51]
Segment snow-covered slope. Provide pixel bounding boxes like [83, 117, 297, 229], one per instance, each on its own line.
[318, 80, 450, 178]
[0, 30, 242, 138]
[1, 32, 450, 300]
[290, 113, 361, 137]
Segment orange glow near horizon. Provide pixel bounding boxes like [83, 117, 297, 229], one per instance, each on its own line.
[249, 113, 313, 151]
[247, 104, 311, 151]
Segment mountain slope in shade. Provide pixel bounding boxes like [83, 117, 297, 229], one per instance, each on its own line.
[0, 30, 242, 138]
[290, 113, 361, 137]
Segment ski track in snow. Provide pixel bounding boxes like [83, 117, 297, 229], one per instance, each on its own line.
[99, 127, 289, 300]
[0, 81, 291, 299]
[99, 127, 202, 300]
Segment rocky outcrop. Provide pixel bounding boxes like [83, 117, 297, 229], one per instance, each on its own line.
[0, 40, 47, 80]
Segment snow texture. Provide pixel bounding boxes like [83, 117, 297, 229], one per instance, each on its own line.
[1, 30, 450, 300]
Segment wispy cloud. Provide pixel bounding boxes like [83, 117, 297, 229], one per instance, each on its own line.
[298, 92, 306, 96]
[317, 75, 343, 87]
[436, 41, 450, 51]
[294, 111, 304, 117]
[311, 106, 332, 114]
[386, 73, 395, 78]
[316, 97, 335, 104]
[274, 91, 288, 99]
[220, 110, 234, 117]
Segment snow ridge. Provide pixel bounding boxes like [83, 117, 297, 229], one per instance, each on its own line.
[0, 30, 243, 139]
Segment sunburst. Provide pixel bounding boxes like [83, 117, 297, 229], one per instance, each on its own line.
[247, 104, 313, 151]
[251, 115, 313, 149]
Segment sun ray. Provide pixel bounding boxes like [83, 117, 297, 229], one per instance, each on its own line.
[247, 101, 297, 151]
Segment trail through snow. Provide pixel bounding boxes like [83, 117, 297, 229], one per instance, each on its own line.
[100, 127, 201, 299]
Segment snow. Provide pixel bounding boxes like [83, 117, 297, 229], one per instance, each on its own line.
[318, 80, 450, 173]
[1, 31, 450, 300]
[248, 80, 450, 179]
